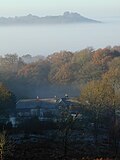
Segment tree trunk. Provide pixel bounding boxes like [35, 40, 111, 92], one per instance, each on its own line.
[93, 111, 99, 146]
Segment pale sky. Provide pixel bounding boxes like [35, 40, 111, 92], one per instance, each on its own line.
[0, 0, 120, 18]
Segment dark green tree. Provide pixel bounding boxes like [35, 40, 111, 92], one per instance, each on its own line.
[0, 84, 16, 115]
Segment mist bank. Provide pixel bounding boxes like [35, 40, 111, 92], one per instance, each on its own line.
[1, 17, 120, 56]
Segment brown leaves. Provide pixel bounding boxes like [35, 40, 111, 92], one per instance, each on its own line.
[92, 48, 113, 65]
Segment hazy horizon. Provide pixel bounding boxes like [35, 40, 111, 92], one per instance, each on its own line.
[0, 0, 120, 18]
[0, 0, 120, 56]
[0, 12, 119, 19]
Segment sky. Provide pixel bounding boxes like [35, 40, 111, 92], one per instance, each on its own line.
[0, 0, 120, 18]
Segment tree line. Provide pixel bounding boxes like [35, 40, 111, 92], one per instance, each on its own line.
[0, 46, 119, 99]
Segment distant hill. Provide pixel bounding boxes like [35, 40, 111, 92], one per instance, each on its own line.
[0, 12, 101, 25]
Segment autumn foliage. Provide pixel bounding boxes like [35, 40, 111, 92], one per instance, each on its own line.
[0, 46, 119, 98]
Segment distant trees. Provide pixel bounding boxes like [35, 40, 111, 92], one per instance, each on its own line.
[17, 60, 50, 86]
[48, 51, 73, 84]
[0, 131, 15, 160]
[103, 57, 120, 91]
[80, 53, 120, 155]
[0, 131, 6, 160]
[0, 54, 20, 73]
[80, 80, 114, 108]
[48, 63, 73, 84]
[0, 46, 119, 98]
[80, 80, 115, 145]
[0, 84, 16, 115]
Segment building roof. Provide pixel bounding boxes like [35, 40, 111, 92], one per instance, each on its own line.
[57, 98, 79, 107]
[16, 98, 57, 110]
[16, 97, 80, 110]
